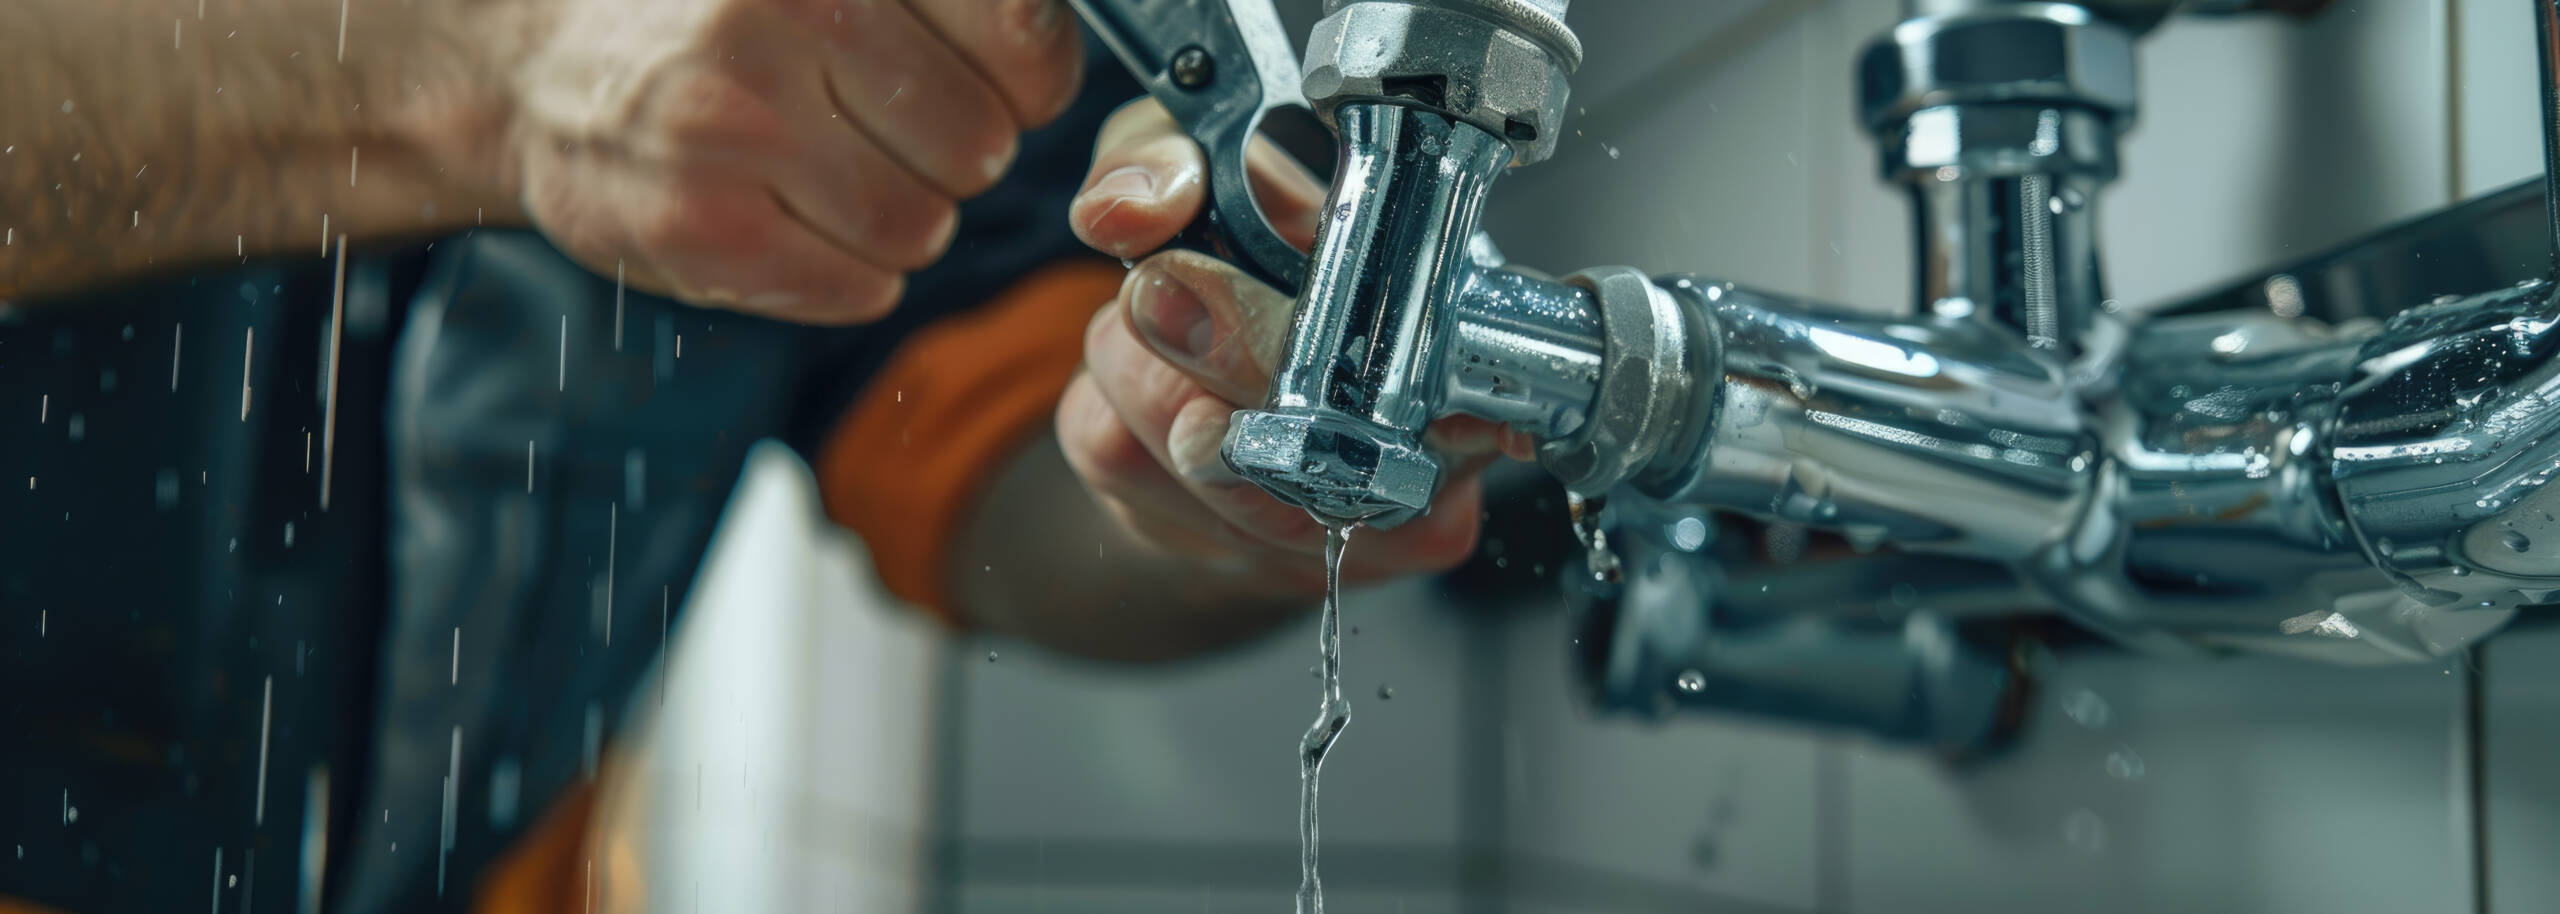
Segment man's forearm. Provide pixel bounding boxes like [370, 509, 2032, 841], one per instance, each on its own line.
[0, 0, 529, 300]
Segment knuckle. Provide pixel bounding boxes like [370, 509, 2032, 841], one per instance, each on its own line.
[632, 194, 706, 254]
[1093, 99, 1175, 154]
[946, 127, 1018, 197]
[631, 210, 691, 254]
[899, 197, 963, 269]
[1128, 358, 1199, 430]
[988, 0, 1082, 107]
[1098, 498, 1164, 549]
[1083, 297, 1128, 359]
[640, 186, 761, 256]
[1017, 48, 1084, 127]
[658, 71, 780, 149]
[831, 273, 905, 323]
[1061, 406, 1157, 489]
[1088, 424, 1160, 487]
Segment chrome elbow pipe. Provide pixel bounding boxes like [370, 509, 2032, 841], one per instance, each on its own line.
[2323, 280, 2560, 647]
[1590, 273, 2560, 663]
[1210, 0, 2560, 671]
[1638, 282, 2091, 560]
[1218, 0, 1584, 526]
[1222, 103, 1514, 526]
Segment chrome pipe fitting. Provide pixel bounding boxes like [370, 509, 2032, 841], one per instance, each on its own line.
[1301, 0, 1580, 164]
[1223, 103, 1513, 526]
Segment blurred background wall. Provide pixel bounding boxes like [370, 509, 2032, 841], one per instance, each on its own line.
[615, 2, 2560, 912]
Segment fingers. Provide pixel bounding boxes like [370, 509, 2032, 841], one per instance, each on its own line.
[637, 182, 908, 323]
[1063, 102, 1497, 581]
[765, 96, 961, 273]
[1069, 318, 1489, 579]
[1425, 415, 1541, 464]
[1071, 100, 1331, 259]
[900, 0, 1088, 128]
[1118, 250, 1294, 405]
[1071, 104, 1207, 260]
[1056, 374, 1242, 562]
[1085, 289, 1327, 549]
[1338, 465, 1486, 581]
[800, 0, 1022, 197]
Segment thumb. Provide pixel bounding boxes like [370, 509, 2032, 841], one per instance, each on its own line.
[1123, 249, 1296, 406]
[1071, 101, 1208, 259]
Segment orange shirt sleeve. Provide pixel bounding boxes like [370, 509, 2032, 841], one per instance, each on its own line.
[470, 781, 599, 914]
[813, 258, 1126, 620]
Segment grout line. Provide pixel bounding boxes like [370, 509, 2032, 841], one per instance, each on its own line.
[2447, 0, 2468, 203]
[2468, 645, 2493, 914]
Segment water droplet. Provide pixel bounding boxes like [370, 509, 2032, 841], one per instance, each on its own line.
[64, 807, 77, 824]
[2060, 688, 2111, 729]
[2104, 746, 2145, 781]
[2507, 530, 2533, 553]
[1670, 516, 1708, 551]
[1376, 685, 1393, 700]
[1674, 670, 1706, 693]
[1301, 460, 1327, 474]
[228, 875, 236, 887]
[984, 651, 998, 663]
[1603, 143, 1621, 160]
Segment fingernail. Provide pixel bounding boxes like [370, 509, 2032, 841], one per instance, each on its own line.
[1129, 266, 1215, 366]
[1084, 165, 1157, 206]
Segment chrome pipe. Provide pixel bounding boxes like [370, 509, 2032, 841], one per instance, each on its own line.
[1223, 103, 1513, 526]
[1639, 281, 2091, 562]
[2540, 0, 2560, 270]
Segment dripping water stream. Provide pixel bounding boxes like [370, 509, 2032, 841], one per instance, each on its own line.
[1297, 522, 1357, 914]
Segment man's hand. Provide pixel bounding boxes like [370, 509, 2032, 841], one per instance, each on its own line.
[504, 0, 1084, 323]
[2, 0, 1079, 321]
[1057, 101, 1534, 593]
